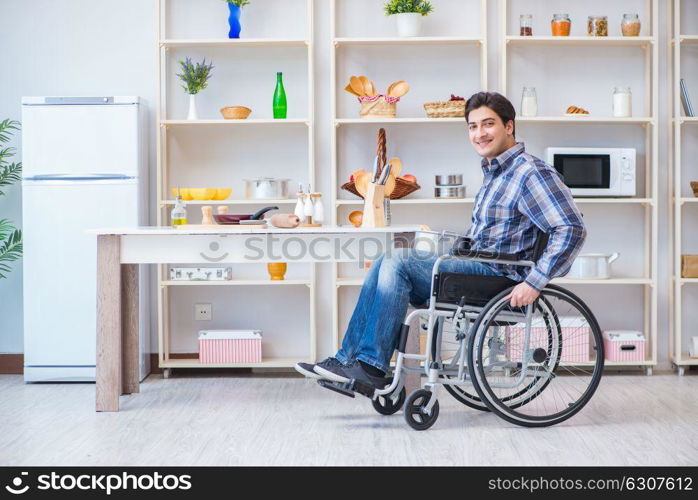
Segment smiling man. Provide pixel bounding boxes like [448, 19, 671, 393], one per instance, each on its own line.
[296, 91, 586, 391]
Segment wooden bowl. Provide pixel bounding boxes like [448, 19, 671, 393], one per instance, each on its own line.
[220, 106, 251, 120]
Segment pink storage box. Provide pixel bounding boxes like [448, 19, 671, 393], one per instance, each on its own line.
[603, 330, 645, 362]
[506, 316, 591, 363]
[198, 330, 262, 364]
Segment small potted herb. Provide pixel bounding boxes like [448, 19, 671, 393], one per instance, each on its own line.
[384, 0, 434, 37]
[177, 58, 214, 120]
[223, 0, 251, 39]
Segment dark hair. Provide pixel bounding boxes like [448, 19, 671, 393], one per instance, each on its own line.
[465, 91, 516, 137]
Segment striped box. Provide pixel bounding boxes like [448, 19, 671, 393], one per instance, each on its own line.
[198, 330, 262, 364]
[603, 330, 645, 362]
[506, 316, 591, 363]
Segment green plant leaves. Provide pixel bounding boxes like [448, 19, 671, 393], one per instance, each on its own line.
[0, 119, 23, 277]
[384, 0, 434, 16]
[0, 221, 22, 279]
[177, 58, 215, 95]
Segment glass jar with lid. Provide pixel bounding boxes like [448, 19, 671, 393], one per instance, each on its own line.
[621, 13, 641, 36]
[520, 14, 533, 36]
[613, 87, 632, 117]
[520, 87, 538, 117]
[588, 15, 608, 36]
[551, 14, 571, 36]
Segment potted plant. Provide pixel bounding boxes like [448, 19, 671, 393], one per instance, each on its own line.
[384, 0, 434, 37]
[177, 57, 214, 120]
[223, 0, 250, 39]
[0, 119, 22, 279]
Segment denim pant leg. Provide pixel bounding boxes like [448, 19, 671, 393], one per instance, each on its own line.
[336, 249, 500, 372]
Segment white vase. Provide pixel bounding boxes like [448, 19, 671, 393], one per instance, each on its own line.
[395, 13, 423, 37]
[187, 94, 198, 120]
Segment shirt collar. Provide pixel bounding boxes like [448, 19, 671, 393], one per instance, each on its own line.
[481, 142, 525, 174]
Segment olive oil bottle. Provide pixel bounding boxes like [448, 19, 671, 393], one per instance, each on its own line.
[171, 194, 187, 226]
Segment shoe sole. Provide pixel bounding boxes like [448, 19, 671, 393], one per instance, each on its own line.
[294, 363, 321, 379]
[314, 365, 350, 383]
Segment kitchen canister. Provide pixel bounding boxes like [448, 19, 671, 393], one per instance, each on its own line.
[567, 253, 619, 279]
[613, 87, 632, 117]
[603, 330, 645, 362]
[198, 330, 262, 364]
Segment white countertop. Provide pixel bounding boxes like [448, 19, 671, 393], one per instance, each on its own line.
[88, 224, 430, 236]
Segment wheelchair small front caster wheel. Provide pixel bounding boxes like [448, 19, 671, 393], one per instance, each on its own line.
[372, 387, 406, 416]
[404, 389, 439, 431]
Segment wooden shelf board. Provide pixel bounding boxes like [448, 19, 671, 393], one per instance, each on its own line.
[506, 35, 654, 46]
[333, 36, 483, 46]
[679, 35, 698, 44]
[679, 197, 698, 203]
[161, 357, 307, 369]
[671, 355, 698, 365]
[160, 199, 296, 205]
[161, 38, 309, 48]
[335, 117, 464, 125]
[518, 116, 653, 124]
[335, 198, 651, 206]
[162, 279, 311, 287]
[680, 117, 698, 123]
[161, 119, 309, 126]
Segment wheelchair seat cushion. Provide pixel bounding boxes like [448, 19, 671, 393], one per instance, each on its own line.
[434, 272, 520, 307]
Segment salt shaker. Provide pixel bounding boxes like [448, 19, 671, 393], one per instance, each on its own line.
[294, 184, 305, 223]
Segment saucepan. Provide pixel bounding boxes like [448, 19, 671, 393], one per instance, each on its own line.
[567, 253, 620, 279]
[213, 206, 278, 225]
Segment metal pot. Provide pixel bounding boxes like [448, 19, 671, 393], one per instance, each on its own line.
[435, 174, 463, 186]
[245, 178, 290, 199]
[434, 186, 466, 198]
[567, 253, 620, 279]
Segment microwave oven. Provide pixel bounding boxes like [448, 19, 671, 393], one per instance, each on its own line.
[545, 147, 636, 197]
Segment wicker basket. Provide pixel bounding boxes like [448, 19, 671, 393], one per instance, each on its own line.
[220, 106, 252, 119]
[341, 178, 420, 200]
[691, 181, 698, 197]
[423, 100, 466, 118]
[359, 95, 398, 118]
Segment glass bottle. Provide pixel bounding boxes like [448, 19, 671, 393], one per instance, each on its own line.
[311, 192, 324, 224]
[551, 13, 571, 36]
[171, 194, 187, 226]
[520, 14, 533, 36]
[520, 87, 538, 117]
[621, 13, 641, 36]
[294, 184, 305, 223]
[613, 87, 632, 117]
[273, 72, 287, 119]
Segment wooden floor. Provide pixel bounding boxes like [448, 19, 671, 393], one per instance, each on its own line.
[1, 372, 696, 466]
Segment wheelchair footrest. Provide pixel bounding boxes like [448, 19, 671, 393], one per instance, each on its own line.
[317, 379, 355, 398]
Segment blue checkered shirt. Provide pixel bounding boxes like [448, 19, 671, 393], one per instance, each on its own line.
[465, 142, 586, 290]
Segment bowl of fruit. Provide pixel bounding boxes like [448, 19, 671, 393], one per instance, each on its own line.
[423, 95, 467, 118]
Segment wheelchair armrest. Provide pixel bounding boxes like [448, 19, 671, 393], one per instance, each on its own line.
[451, 247, 521, 262]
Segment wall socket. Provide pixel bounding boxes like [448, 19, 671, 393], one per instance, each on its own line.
[194, 303, 212, 321]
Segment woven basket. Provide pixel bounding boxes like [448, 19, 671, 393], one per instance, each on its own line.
[423, 100, 466, 118]
[220, 106, 252, 119]
[691, 181, 698, 197]
[341, 178, 421, 200]
[359, 95, 398, 118]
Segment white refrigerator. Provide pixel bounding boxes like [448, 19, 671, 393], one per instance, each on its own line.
[21, 96, 150, 382]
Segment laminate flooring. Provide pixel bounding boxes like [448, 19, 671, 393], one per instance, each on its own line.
[1, 373, 696, 466]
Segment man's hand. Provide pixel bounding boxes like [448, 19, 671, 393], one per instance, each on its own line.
[505, 282, 540, 308]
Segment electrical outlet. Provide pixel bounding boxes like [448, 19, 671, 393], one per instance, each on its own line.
[194, 303, 212, 321]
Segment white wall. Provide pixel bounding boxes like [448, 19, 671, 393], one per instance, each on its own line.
[1, 0, 694, 369]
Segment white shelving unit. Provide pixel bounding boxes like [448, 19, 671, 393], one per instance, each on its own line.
[329, 0, 488, 351]
[155, 0, 316, 371]
[670, 0, 698, 375]
[500, 0, 659, 374]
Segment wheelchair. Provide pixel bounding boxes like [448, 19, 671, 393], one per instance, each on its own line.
[319, 231, 605, 430]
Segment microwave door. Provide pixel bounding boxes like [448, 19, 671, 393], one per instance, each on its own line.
[554, 154, 611, 197]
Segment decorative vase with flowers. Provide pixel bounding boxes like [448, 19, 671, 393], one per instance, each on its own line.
[224, 0, 250, 39]
[177, 57, 214, 120]
[384, 0, 434, 37]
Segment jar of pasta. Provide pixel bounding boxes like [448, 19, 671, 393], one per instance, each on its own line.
[621, 14, 641, 36]
[588, 15, 608, 36]
[551, 14, 571, 36]
[520, 14, 533, 36]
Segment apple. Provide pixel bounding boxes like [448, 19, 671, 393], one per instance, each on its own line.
[402, 174, 417, 183]
[350, 174, 355, 182]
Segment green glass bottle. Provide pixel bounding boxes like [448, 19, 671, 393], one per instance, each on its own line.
[273, 72, 287, 119]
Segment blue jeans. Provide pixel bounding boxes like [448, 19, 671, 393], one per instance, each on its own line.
[335, 248, 500, 372]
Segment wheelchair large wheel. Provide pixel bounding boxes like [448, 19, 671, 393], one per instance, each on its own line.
[429, 317, 490, 412]
[468, 285, 604, 427]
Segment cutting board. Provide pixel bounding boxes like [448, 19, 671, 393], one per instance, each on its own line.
[174, 224, 268, 230]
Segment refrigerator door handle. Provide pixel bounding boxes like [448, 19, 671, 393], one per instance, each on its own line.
[24, 173, 136, 181]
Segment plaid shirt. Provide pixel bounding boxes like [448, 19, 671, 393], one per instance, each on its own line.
[465, 142, 586, 290]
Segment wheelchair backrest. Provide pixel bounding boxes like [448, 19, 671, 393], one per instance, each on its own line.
[531, 230, 550, 263]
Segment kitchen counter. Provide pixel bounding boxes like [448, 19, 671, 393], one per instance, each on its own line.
[88, 224, 429, 235]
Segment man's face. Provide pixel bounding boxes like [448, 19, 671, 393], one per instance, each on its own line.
[467, 106, 515, 160]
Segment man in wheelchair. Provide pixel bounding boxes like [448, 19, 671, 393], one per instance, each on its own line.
[296, 91, 587, 397]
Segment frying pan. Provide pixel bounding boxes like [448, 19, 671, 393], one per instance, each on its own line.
[213, 206, 278, 225]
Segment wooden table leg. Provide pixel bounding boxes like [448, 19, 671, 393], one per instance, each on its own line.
[121, 264, 140, 394]
[96, 235, 122, 412]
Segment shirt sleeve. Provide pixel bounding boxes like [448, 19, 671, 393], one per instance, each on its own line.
[517, 167, 587, 291]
